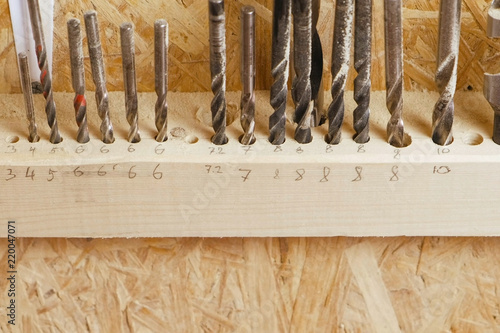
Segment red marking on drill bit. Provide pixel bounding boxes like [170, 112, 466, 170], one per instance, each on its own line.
[74, 94, 86, 109]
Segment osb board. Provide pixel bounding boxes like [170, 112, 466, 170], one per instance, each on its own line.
[1, 0, 499, 94]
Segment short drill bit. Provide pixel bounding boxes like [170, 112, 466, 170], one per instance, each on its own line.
[268, 0, 291, 145]
[18, 52, 40, 143]
[240, 6, 256, 145]
[326, 0, 353, 144]
[154, 19, 169, 142]
[84, 10, 115, 144]
[27, 0, 62, 144]
[67, 18, 90, 144]
[209, 0, 228, 145]
[432, 0, 461, 146]
[120, 22, 140, 143]
[310, 0, 324, 127]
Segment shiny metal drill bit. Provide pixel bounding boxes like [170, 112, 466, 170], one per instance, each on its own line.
[27, 0, 61, 144]
[209, 0, 228, 145]
[432, 0, 461, 146]
[310, 0, 324, 127]
[84, 10, 115, 144]
[488, 0, 500, 37]
[326, 0, 353, 144]
[67, 18, 90, 144]
[18, 52, 40, 143]
[269, 0, 291, 145]
[240, 6, 256, 145]
[120, 22, 140, 143]
[154, 19, 169, 142]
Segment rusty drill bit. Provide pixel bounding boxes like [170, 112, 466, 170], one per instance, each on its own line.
[67, 18, 90, 144]
[84, 10, 115, 144]
[240, 6, 256, 145]
[209, 0, 228, 145]
[27, 0, 62, 144]
[18, 52, 40, 143]
[310, 0, 324, 127]
[432, 0, 461, 146]
[154, 19, 169, 142]
[326, 0, 353, 144]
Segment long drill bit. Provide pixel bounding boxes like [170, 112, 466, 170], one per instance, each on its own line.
[240, 6, 256, 145]
[120, 22, 140, 143]
[84, 10, 115, 144]
[432, 0, 461, 146]
[310, 0, 324, 127]
[27, 0, 62, 144]
[209, 0, 228, 145]
[67, 18, 90, 144]
[269, 0, 291, 145]
[326, 0, 353, 144]
[353, 0, 372, 143]
[154, 19, 169, 142]
[18, 52, 40, 143]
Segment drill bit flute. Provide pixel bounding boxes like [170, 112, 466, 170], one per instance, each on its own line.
[18, 52, 40, 143]
[240, 6, 256, 145]
[154, 20, 169, 142]
[310, 0, 324, 127]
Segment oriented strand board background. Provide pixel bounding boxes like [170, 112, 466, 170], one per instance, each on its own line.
[0, 0, 499, 93]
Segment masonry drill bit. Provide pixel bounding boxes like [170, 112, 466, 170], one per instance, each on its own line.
[240, 6, 256, 145]
[154, 19, 169, 142]
[268, 0, 291, 145]
[310, 0, 324, 127]
[67, 18, 90, 144]
[432, 0, 461, 146]
[326, 0, 353, 144]
[27, 0, 61, 144]
[209, 0, 228, 145]
[84, 10, 115, 144]
[18, 52, 40, 143]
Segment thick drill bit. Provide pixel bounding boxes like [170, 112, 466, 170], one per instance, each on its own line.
[27, 0, 61, 144]
[310, 0, 324, 127]
[84, 10, 115, 144]
[120, 23, 140, 143]
[154, 19, 169, 142]
[240, 6, 256, 145]
[269, 0, 291, 145]
[209, 0, 228, 145]
[326, 0, 353, 144]
[18, 52, 40, 143]
[353, 0, 372, 144]
[67, 18, 90, 144]
[432, 0, 461, 146]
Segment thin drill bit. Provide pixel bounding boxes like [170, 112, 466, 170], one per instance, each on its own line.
[209, 0, 228, 145]
[67, 18, 90, 144]
[269, 0, 291, 145]
[310, 0, 324, 127]
[84, 10, 115, 144]
[240, 6, 256, 145]
[353, 0, 372, 144]
[154, 19, 169, 143]
[432, 0, 461, 146]
[18, 52, 40, 143]
[27, 0, 61, 144]
[326, 0, 353, 144]
[120, 22, 140, 143]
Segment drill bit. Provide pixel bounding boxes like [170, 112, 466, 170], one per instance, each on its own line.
[154, 19, 169, 142]
[240, 6, 256, 145]
[353, 0, 372, 144]
[310, 0, 324, 127]
[432, 0, 461, 146]
[326, 0, 353, 144]
[84, 10, 115, 144]
[18, 52, 40, 143]
[269, 0, 291, 145]
[27, 0, 61, 144]
[67, 18, 90, 144]
[209, 0, 228, 145]
[120, 22, 140, 143]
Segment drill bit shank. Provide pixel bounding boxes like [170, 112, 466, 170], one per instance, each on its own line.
[18, 52, 40, 143]
[240, 6, 256, 145]
[154, 20, 169, 142]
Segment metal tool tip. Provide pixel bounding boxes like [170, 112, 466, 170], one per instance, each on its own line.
[68, 18, 80, 27]
[241, 5, 255, 15]
[84, 10, 97, 19]
[209, 0, 224, 15]
[120, 22, 133, 31]
[18, 52, 27, 60]
[155, 19, 168, 29]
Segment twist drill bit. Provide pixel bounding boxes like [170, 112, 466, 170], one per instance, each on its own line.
[18, 52, 40, 143]
[326, 0, 353, 144]
[84, 10, 115, 144]
[27, 0, 61, 144]
[154, 19, 169, 142]
[269, 0, 291, 145]
[209, 0, 228, 145]
[432, 0, 461, 146]
[67, 18, 90, 144]
[120, 22, 141, 143]
[310, 0, 324, 127]
[240, 6, 256, 145]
